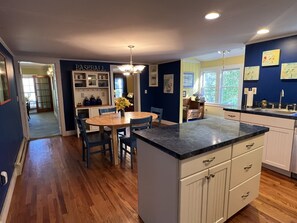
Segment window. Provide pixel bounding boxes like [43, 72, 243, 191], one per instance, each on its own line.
[22, 77, 36, 108]
[201, 67, 242, 106]
[114, 77, 124, 98]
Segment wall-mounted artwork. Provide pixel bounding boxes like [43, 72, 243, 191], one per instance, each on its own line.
[163, 74, 174, 94]
[0, 52, 11, 105]
[280, 62, 297, 79]
[262, 49, 280, 66]
[183, 72, 194, 88]
[244, 66, 260, 80]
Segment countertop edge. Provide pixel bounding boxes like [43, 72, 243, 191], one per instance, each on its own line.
[134, 129, 268, 160]
[223, 107, 297, 120]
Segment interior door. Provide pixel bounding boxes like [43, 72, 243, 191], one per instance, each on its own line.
[34, 75, 53, 113]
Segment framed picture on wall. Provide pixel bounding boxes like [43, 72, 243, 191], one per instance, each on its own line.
[262, 49, 280, 66]
[183, 72, 194, 88]
[163, 74, 174, 94]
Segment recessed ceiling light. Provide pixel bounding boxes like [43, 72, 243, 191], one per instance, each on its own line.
[205, 12, 220, 20]
[257, 28, 270, 35]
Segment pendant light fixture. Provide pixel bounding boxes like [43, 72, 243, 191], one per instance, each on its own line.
[118, 45, 145, 76]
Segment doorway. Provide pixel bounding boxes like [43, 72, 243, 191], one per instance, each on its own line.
[20, 62, 61, 139]
[114, 72, 134, 111]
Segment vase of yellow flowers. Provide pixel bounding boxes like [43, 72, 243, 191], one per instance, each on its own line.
[115, 97, 131, 117]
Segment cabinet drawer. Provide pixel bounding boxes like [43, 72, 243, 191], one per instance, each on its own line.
[180, 146, 232, 178]
[228, 173, 261, 218]
[232, 135, 264, 157]
[224, 111, 240, 121]
[240, 113, 295, 130]
[230, 147, 263, 188]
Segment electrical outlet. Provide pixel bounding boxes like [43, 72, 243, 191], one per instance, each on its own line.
[144, 90, 147, 94]
[0, 171, 8, 186]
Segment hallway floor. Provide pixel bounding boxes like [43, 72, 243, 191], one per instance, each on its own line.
[29, 112, 60, 138]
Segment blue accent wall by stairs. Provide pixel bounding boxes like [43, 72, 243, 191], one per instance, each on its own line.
[0, 42, 23, 212]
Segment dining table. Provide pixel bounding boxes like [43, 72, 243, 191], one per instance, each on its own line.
[86, 111, 158, 165]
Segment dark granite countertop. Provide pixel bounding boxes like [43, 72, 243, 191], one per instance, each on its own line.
[134, 117, 269, 160]
[224, 107, 297, 120]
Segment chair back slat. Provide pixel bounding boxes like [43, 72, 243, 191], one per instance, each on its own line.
[99, 107, 116, 115]
[130, 116, 152, 132]
[150, 107, 163, 126]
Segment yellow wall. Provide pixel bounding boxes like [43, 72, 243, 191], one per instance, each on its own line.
[181, 60, 200, 97]
[126, 75, 134, 93]
[201, 55, 244, 68]
[21, 67, 48, 75]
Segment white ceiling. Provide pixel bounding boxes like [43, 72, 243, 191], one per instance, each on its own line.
[1, 0, 297, 64]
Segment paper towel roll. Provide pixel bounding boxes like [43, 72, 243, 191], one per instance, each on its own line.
[246, 91, 253, 107]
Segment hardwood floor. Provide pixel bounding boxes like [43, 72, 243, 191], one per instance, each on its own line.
[7, 136, 297, 223]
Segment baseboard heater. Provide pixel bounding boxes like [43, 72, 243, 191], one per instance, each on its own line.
[14, 138, 28, 176]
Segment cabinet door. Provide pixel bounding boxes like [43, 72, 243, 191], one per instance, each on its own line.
[207, 160, 231, 223]
[89, 108, 99, 131]
[263, 126, 294, 170]
[180, 169, 208, 223]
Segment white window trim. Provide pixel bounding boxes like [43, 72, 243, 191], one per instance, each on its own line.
[200, 64, 244, 107]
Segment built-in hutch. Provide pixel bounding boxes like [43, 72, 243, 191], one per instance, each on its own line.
[72, 70, 112, 136]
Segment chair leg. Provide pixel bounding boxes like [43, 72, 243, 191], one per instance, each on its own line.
[87, 146, 90, 168]
[82, 140, 85, 161]
[109, 143, 113, 162]
[130, 148, 133, 169]
[120, 142, 123, 160]
[103, 145, 106, 155]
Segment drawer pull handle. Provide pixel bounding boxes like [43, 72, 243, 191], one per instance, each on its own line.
[244, 164, 253, 170]
[203, 157, 216, 164]
[228, 115, 235, 118]
[241, 192, 250, 199]
[246, 143, 255, 149]
[205, 174, 215, 180]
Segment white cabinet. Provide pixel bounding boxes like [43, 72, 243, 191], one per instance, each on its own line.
[180, 161, 230, 223]
[240, 113, 295, 171]
[263, 126, 293, 170]
[72, 70, 112, 137]
[138, 135, 264, 223]
[224, 111, 240, 121]
[228, 136, 264, 218]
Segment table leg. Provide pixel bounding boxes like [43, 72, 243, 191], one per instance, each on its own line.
[111, 127, 119, 165]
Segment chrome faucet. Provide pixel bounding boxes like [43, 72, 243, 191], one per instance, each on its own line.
[279, 89, 284, 109]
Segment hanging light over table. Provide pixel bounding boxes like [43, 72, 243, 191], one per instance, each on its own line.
[118, 45, 145, 76]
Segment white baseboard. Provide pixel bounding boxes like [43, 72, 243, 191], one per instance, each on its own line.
[0, 138, 27, 223]
[63, 130, 76, 136]
[14, 139, 28, 176]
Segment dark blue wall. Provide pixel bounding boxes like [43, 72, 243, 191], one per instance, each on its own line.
[60, 60, 149, 131]
[141, 61, 181, 123]
[243, 35, 297, 106]
[0, 42, 23, 211]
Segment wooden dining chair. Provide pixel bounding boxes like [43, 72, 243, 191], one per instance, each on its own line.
[75, 116, 113, 168]
[99, 107, 127, 137]
[120, 116, 152, 169]
[150, 106, 163, 127]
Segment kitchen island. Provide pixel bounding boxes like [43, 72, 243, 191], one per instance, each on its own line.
[134, 117, 269, 223]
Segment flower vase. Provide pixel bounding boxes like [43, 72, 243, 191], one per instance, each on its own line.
[120, 109, 125, 117]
